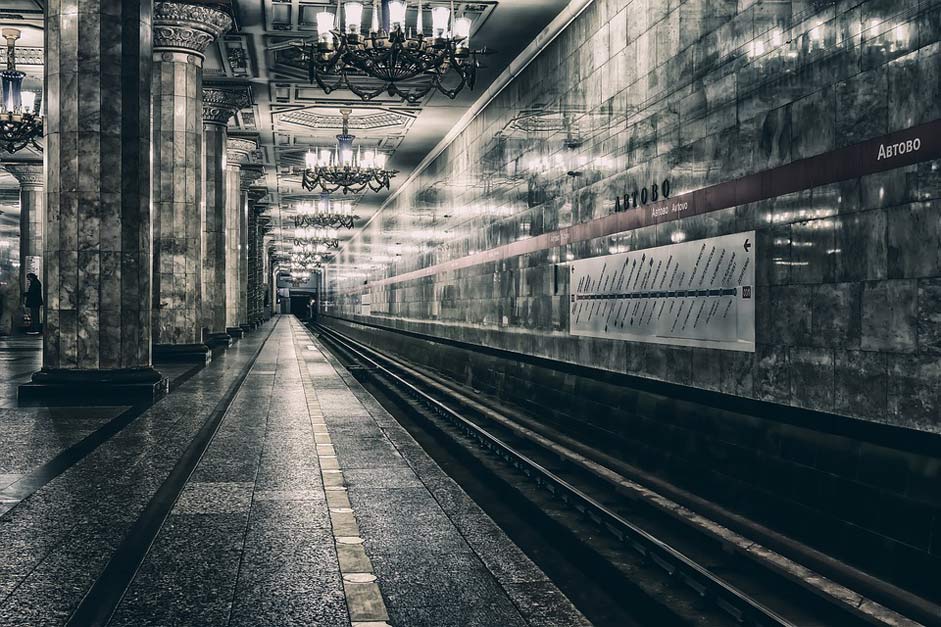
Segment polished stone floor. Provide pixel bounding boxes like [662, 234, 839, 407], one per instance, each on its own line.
[0, 316, 586, 626]
[0, 335, 42, 408]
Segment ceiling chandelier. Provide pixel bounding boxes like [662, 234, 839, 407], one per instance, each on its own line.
[291, 251, 325, 271]
[294, 241, 336, 255]
[0, 29, 42, 154]
[303, 108, 397, 195]
[289, 270, 312, 285]
[288, 246, 330, 284]
[294, 228, 340, 250]
[295, 195, 356, 229]
[307, 0, 490, 103]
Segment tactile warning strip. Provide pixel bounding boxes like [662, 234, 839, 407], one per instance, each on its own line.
[292, 322, 392, 627]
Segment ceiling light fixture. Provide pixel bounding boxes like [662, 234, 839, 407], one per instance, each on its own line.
[295, 195, 356, 229]
[291, 251, 326, 273]
[289, 270, 312, 285]
[0, 29, 42, 154]
[302, 108, 398, 195]
[307, 0, 491, 103]
[294, 227, 340, 250]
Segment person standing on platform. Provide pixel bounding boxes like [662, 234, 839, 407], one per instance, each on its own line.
[23, 273, 42, 335]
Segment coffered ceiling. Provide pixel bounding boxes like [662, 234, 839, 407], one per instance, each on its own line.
[0, 0, 569, 259]
[207, 0, 570, 258]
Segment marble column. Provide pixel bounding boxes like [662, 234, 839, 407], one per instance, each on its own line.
[224, 137, 256, 338]
[201, 87, 249, 348]
[245, 189, 270, 326]
[20, 0, 167, 402]
[4, 163, 43, 315]
[151, 1, 230, 363]
[246, 194, 261, 326]
[239, 167, 264, 332]
[257, 216, 272, 321]
[263, 240, 273, 319]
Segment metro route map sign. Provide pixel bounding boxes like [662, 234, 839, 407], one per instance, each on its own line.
[569, 231, 755, 352]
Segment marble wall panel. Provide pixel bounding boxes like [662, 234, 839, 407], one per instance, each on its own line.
[861, 279, 918, 352]
[329, 0, 941, 431]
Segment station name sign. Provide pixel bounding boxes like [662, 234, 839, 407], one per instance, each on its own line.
[614, 179, 672, 212]
[877, 137, 921, 161]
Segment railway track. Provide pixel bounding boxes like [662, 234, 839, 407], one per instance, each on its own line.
[311, 321, 920, 627]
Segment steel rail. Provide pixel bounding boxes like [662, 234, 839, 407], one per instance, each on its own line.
[313, 323, 799, 627]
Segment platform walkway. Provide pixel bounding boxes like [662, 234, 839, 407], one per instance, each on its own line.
[0, 316, 587, 626]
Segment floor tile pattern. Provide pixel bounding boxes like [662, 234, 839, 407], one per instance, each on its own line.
[0, 324, 273, 625]
[295, 319, 590, 627]
[0, 316, 585, 626]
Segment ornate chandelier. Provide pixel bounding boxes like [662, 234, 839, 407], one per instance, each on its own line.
[295, 196, 356, 230]
[303, 108, 397, 195]
[289, 244, 330, 286]
[294, 252, 325, 264]
[0, 29, 42, 154]
[294, 227, 340, 250]
[291, 251, 325, 271]
[289, 270, 312, 285]
[293, 241, 336, 255]
[307, 0, 489, 103]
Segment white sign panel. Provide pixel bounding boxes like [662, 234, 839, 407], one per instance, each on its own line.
[569, 231, 755, 352]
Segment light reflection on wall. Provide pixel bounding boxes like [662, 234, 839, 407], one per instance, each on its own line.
[329, 0, 932, 301]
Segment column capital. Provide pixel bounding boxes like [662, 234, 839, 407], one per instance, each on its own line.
[240, 164, 266, 191]
[203, 85, 252, 126]
[153, 2, 232, 58]
[4, 162, 44, 190]
[247, 186, 268, 205]
[226, 136, 257, 165]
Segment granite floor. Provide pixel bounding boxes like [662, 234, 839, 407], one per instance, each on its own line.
[0, 316, 588, 626]
[0, 336, 196, 520]
[0, 335, 42, 407]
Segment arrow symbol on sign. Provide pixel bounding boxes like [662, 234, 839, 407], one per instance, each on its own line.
[744, 238, 752, 252]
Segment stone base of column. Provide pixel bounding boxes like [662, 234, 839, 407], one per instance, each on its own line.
[226, 327, 244, 339]
[153, 343, 213, 364]
[205, 332, 233, 349]
[19, 367, 170, 405]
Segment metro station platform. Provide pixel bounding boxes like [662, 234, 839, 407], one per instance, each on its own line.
[0, 317, 587, 627]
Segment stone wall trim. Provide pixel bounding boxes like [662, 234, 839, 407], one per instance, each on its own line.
[353, 118, 941, 294]
[320, 314, 941, 458]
